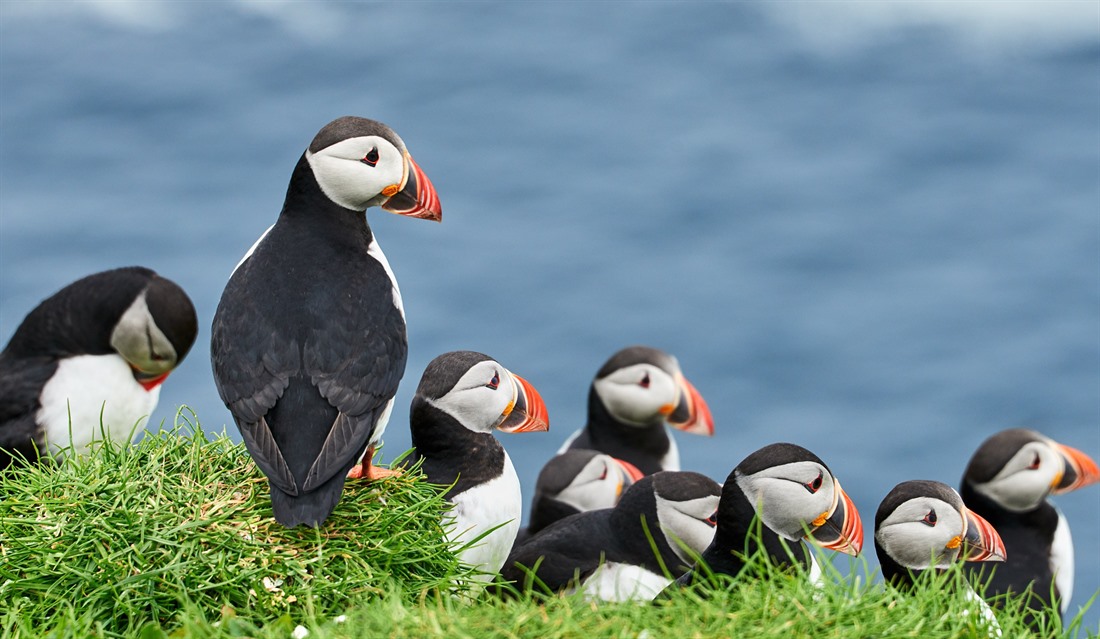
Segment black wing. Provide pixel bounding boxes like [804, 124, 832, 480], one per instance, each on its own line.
[210, 228, 406, 496]
[0, 354, 57, 468]
[499, 511, 612, 593]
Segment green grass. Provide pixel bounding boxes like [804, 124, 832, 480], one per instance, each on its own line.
[1, 407, 1095, 638]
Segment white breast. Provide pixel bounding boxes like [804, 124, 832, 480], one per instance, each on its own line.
[659, 430, 681, 471]
[36, 354, 159, 458]
[577, 562, 671, 602]
[445, 452, 521, 582]
[1050, 505, 1074, 614]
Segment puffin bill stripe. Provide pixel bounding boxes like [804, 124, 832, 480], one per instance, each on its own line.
[667, 376, 714, 436]
[809, 481, 864, 556]
[497, 372, 550, 434]
[961, 508, 1007, 562]
[1051, 442, 1100, 494]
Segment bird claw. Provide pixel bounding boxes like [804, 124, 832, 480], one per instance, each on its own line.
[346, 462, 402, 481]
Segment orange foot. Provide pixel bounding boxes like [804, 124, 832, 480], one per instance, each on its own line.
[346, 445, 403, 480]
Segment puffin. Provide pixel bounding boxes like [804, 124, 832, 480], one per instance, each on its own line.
[519, 449, 645, 542]
[668, 443, 863, 591]
[499, 471, 722, 602]
[0, 267, 197, 470]
[210, 116, 442, 528]
[402, 351, 549, 582]
[875, 480, 1007, 634]
[959, 428, 1099, 628]
[558, 345, 714, 475]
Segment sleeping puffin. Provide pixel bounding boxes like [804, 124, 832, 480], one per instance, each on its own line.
[875, 480, 1007, 634]
[500, 471, 721, 601]
[211, 116, 442, 528]
[960, 428, 1099, 629]
[558, 345, 714, 475]
[401, 351, 549, 582]
[0, 267, 197, 470]
[519, 449, 645, 542]
[669, 443, 863, 591]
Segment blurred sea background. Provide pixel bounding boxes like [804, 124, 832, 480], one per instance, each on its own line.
[1, 1, 1097, 630]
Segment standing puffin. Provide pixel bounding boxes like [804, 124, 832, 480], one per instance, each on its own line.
[500, 471, 722, 601]
[0, 267, 197, 470]
[211, 116, 441, 528]
[558, 345, 714, 475]
[959, 428, 1099, 628]
[669, 443, 863, 591]
[875, 480, 1007, 634]
[402, 351, 549, 582]
[519, 449, 645, 542]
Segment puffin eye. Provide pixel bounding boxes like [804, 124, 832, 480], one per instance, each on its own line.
[1028, 453, 1040, 470]
[486, 372, 500, 390]
[599, 466, 608, 481]
[922, 509, 937, 527]
[805, 471, 823, 494]
[361, 147, 380, 167]
[639, 373, 651, 389]
[704, 510, 718, 527]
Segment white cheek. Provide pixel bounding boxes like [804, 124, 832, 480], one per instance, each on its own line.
[877, 523, 960, 569]
[975, 471, 1053, 512]
[656, 495, 720, 563]
[306, 149, 401, 211]
[37, 355, 159, 457]
[556, 476, 620, 512]
[427, 386, 508, 434]
[594, 379, 668, 426]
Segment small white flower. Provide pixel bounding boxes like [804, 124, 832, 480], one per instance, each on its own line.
[334, 615, 348, 624]
[291, 625, 310, 639]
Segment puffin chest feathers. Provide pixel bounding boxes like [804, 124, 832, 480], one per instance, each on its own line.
[36, 354, 159, 457]
[446, 452, 522, 580]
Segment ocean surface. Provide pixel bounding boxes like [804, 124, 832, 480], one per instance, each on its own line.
[1, 2, 1097, 630]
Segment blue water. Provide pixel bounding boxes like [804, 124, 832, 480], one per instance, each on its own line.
[1, 2, 1097, 630]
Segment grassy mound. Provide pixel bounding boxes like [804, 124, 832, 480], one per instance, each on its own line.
[0, 408, 1093, 639]
[0, 409, 469, 636]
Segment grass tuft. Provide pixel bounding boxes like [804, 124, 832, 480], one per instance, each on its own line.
[0, 407, 1095, 638]
[0, 407, 471, 637]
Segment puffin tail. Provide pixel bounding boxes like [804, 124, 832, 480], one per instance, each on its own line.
[269, 473, 348, 528]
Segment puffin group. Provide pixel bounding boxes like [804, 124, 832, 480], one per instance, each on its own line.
[1, 116, 1097, 633]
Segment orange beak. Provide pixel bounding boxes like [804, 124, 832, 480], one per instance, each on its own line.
[960, 507, 1007, 563]
[613, 457, 646, 483]
[497, 372, 550, 434]
[1051, 442, 1100, 495]
[665, 376, 714, 436]
[381, 153, 442, 222]
[809, 480, 863, 556]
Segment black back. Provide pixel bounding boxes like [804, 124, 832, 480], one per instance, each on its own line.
[210, 151, 407, 527]
[500, 472, 706, 595]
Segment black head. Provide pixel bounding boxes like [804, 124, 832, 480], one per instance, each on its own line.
[3, 267, 197, 379]
[616, 471, 721, 565]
